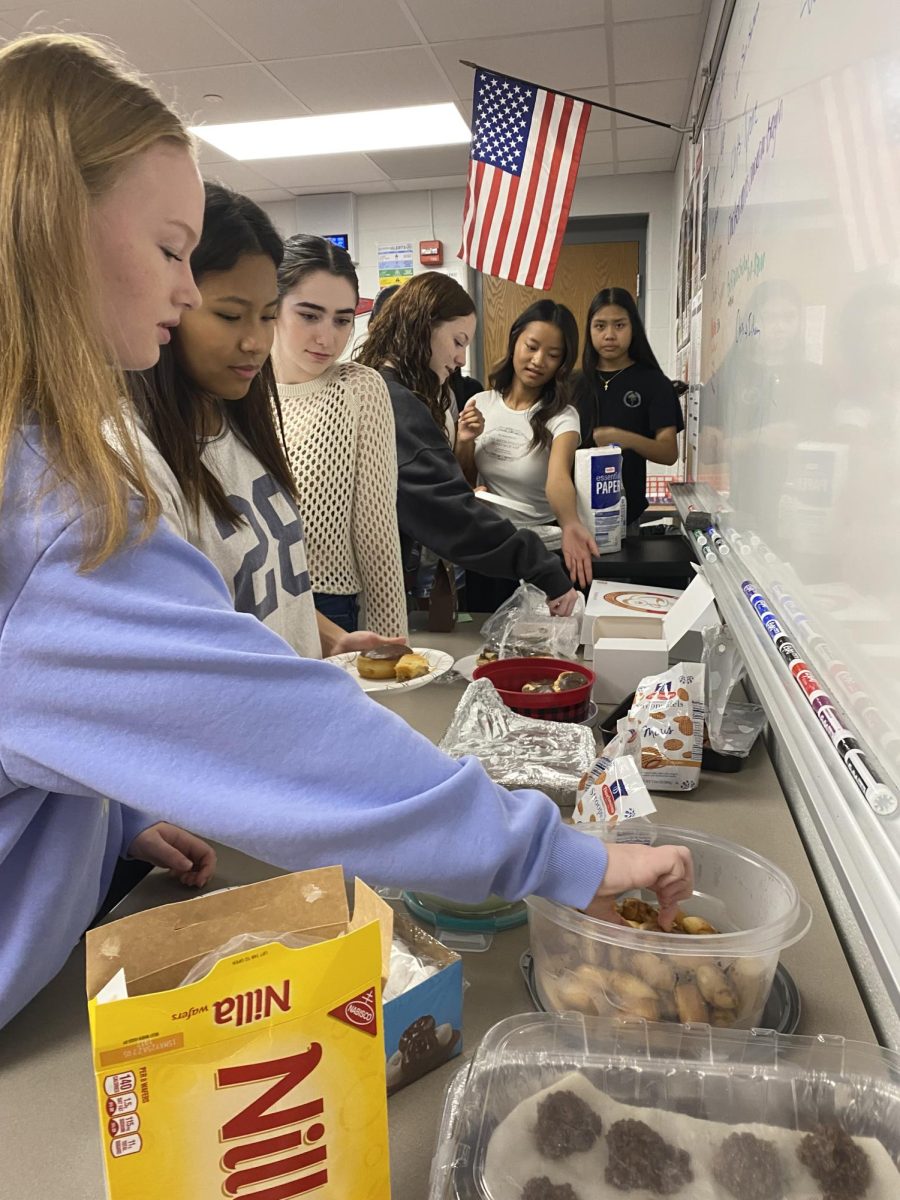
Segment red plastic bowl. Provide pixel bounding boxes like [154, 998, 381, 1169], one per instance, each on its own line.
[472, 657, 595, 722]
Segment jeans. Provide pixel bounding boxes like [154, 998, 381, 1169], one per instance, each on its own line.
[314, 591, 360, 633]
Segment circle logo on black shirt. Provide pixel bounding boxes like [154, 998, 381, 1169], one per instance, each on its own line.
[623, 390, 642, 408]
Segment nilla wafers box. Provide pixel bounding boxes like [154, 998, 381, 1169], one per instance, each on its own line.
[85, 868, 392, 1199]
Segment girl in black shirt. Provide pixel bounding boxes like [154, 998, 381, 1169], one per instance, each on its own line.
[571, 287, 683, 532]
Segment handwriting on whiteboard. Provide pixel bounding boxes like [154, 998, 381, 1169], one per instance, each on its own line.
[734, 2, 761, 97]
[735, 309, 761, 342]
[800, 0, 818, 15]
[728, 99, 785, 241]
[727, 250, 767, 306]
[729, 101, 759, 180]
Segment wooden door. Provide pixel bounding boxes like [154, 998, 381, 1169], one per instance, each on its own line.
[480, 241, 640, 380]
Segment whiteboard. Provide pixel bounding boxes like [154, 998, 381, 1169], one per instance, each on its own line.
[697, 0, 900, 796]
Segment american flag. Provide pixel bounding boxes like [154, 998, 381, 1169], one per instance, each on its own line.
[821, 55, 900, 272]
[459, 69, 591, 289]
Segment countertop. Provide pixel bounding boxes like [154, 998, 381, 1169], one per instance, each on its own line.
[0, 619, 875, 1198]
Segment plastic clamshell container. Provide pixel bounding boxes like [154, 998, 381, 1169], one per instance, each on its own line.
[472, 657, 595, 722]
[428, 1012, 900, 1200]
[527, 824, 812, 1030]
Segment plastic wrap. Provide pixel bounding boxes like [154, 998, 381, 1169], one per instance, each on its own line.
[479, 582, 584, 662]
[439, 678, 596, 804]
[179, 930, 323, 987]
[428, 1014, 900, 1200]
[382, 936, 442, 1003]
[712, 700, 768, 758]
[702, 623, 746, 744]
[181, 930, 443, 1005]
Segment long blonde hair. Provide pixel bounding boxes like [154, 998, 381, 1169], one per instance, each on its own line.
[0, 34, 193, 569]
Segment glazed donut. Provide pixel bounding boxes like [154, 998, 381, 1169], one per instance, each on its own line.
[356, 644, 412, 680]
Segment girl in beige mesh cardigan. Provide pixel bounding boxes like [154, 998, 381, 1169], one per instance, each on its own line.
[272, 236, 408, 636]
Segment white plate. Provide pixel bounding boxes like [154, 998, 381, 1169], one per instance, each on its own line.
[326, 647, 454, 693]
[454, 653, 480, 681]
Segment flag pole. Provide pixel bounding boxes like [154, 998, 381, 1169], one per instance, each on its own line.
[459, 60, 692, 134]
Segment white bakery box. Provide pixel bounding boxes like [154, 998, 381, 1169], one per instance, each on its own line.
[581, 575, 718, 704]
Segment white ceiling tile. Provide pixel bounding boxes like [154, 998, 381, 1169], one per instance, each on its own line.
[614, 78, 692, 128]
[616, 158, 677, 174]
[612, 0, 705, 19]
[196, 141, 235, 167]
[434, 29, 609, 99]
[580, 129, 614, 165]
[292, 180, 396, 195]
[200, 160, 281, 194]
[577, 161, 616, 177]
[580, 87, 613, 132]
[0, 0, 250, 72]
[404, 0, 603, 42]
[241, 187, 295, 202]
[367, 144, 470, 180]
[616, 124, 682, 161]
[192, 0, 417, 60]
[392, 174, 467, 191]
[612, 15, 704, 84]
[247, 154, 389, 189]
[269, 47, 454, 113]
[155, 63, 307, 126]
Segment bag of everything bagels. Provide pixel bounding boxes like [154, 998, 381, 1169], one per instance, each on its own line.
[628, 662, 706, 792]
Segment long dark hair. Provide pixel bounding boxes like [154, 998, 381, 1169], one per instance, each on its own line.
[129, 182, 295, 528]
[356, 271, 476, 434]
[277, 233, 360, 303]
[489, 300, 579, 451]
[582, 287, 663, 377]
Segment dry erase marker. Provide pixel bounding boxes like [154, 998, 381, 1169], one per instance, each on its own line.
[692, 530, 716, 563]
[740, 580, 898, 817]
[770, 581, 900, 758]
[723, 525, 752, 556]
[747, 532, 778, 564]
[707, 527, 730, 556]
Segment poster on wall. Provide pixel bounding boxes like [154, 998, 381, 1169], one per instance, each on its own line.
[677, 202, 692, 349]
[685, 295, 703, 481]
[377, 242, 414, 289]
[699, 171, 709, 280]
[691, 176, 703, 299]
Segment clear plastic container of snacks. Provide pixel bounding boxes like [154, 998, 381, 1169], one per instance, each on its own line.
[527, 824, 811, 1029]
[428, 1012, 900, 1199]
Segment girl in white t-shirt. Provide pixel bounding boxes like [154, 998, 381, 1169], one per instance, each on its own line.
[467, 300, 599, 588]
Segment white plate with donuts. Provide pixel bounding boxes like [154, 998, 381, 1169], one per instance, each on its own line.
[326, 646, 454, 693]
[453, 654, 480, 682]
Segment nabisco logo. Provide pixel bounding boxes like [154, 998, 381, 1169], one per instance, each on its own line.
[213, 980, 292, 1028]
[601, 783, 617, 816]
[344, 999, 374, 1027]
[216, 1042, 328, 1197]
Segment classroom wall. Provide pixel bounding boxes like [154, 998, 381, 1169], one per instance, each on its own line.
[261, 169, 677, 373]
[568, 171, 676, 373]
[671, 0, 728, 304]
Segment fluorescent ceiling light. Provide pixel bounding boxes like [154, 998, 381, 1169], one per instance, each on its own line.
[191, 102, 471, 161]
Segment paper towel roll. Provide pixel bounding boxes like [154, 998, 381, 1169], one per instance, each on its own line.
[575, 446, 626, 553]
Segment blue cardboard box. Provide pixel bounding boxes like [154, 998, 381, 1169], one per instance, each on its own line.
[383, 913, 463, 1093]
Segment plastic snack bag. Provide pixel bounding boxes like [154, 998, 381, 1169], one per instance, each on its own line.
[574, 720, 657, 827]
[479, 582, 584, 662]
[628, 661, 706, 791]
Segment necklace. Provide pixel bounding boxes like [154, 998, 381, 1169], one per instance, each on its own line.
[599, 366, 630, 391]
